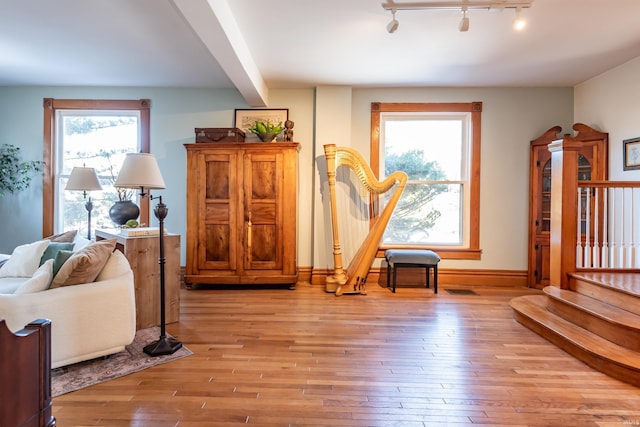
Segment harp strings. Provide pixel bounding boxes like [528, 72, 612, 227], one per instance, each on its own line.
[335, 164, 373, 271]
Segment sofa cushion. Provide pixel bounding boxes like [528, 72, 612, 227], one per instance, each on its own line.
[0, 240, 49, 278]
[95, 250, 130, 281]
[51, 239, 117, 288]
[39, 242, 75, 266]
[13, 259, 54, 294]
[0, 277, 26, 294]
[45, 230, 78, 243]
[52, 249, 74, 277]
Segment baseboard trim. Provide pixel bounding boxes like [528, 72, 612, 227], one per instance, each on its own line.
[310, 267, 527, 287]
[181, 266, 526, 288]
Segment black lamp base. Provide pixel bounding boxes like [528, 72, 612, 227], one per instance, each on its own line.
[143, 336, 182, 357]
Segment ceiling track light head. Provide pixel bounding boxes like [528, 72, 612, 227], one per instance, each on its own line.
[387, 8, 399, 33]
[459, 9, 470, 32]
[513, 6, 526, 30]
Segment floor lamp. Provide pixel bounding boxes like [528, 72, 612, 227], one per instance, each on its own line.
[65, 166, 102, 240]
[115, 153, 183, 356]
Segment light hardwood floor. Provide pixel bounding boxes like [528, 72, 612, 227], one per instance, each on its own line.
[52, 282, 640, 426]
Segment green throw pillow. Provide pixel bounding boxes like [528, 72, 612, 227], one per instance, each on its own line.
[52, 249, 74, 278]
[40, 242, 75, 267]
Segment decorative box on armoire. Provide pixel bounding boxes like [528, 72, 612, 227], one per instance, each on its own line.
[184, 142, 300, 288]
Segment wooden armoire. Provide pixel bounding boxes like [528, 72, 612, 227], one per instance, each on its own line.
[184, 142, 300, 288]
[528, 124, 608, 288]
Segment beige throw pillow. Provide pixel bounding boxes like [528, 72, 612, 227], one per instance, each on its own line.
[14, 259, 54, 294]
[50, 239, 117, 288]
[45, 230, 78, 243]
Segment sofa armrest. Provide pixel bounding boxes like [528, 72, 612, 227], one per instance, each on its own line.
[0, 270, 136, 367]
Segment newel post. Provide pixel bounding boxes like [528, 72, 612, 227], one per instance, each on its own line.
[548, 138, 581, 289]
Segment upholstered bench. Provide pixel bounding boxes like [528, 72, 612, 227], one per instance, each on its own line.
[384, 249, 440, 294]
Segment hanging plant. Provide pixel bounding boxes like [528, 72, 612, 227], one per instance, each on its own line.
[0, 144, 43, 198]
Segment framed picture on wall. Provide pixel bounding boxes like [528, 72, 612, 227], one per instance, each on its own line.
[623, 137, 640, 170]
[234, 108, 289, 142]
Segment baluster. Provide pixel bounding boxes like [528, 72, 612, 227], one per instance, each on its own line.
[602, 187, 609, 268]
[610, 188, 617, 267]
[576, 187, 583, 268]
[592, 186, 599, 268]
[584, 186, 591, 267]
[623, 187, 629, 268]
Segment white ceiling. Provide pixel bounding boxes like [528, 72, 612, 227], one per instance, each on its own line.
[2, 0, 640, 106]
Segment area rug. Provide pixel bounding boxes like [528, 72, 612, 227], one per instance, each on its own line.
[51, 326, 192, 397]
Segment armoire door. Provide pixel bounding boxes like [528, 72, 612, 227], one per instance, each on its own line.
[242, 150, 283, 272]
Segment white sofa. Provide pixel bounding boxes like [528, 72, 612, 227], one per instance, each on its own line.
[0, 245, 136, 368]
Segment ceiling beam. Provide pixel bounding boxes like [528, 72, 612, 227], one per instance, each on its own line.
[171, 0, 268, 107]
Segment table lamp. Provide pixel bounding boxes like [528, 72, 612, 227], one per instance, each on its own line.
[65, 166, 102, 240]
[115, 152, 182, 356]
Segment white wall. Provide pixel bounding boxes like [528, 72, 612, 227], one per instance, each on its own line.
[336, 87, 574, 271]
[0, 84, 573, 276]
[575, 56, 640, 180]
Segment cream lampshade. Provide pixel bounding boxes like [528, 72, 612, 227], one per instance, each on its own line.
[65, 166, 102, 239]
[114, 153, 166, 190]
[65, 166, 102, 193]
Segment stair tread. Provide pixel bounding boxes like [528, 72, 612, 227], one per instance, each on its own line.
[510, 295, 640, 369]
[544, 286, 640, 330]
[570, 272, 640, 298]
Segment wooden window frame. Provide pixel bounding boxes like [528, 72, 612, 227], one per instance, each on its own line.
[42, 98, 151, 237]
[371, 101, 482, 260]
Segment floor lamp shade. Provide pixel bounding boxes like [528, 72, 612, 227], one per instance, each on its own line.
[114, 153, 166, 190]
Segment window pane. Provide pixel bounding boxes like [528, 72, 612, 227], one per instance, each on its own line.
[381, 114, 468, 246]
[384, 183, 462, 245]
[383, 118, 463, 180]
[57, 112, 140, 235]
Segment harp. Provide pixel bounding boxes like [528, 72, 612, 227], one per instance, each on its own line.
[324, 144, 407, 296]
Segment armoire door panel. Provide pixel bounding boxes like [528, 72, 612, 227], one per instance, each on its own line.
[250, 203, 276, 223]
[205, 158, 231, 199]
[250, 160, 277, 199]
[205, 203, 230, 222]
[249, 225, 278, 265]
[205, 224, 231, 263]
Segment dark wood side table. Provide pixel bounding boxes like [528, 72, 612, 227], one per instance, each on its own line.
[95, 229, 180, 330]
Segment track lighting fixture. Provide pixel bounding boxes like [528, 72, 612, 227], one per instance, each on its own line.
[381, 0, 533, 32]
[513, 6, 526, 30]
[387, 9, 399, 33]
[459, 8, 469, 32]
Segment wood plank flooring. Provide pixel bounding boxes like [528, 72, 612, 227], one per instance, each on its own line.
[52, 283, 640, 426]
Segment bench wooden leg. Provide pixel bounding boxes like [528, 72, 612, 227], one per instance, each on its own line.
[433, 264, 438, 294]
[392, 264, 397, 293]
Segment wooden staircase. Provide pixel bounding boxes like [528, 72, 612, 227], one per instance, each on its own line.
[511, 273, 640, 387]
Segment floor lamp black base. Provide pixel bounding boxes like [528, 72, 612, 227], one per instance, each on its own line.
[143, 336, 183, 357]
